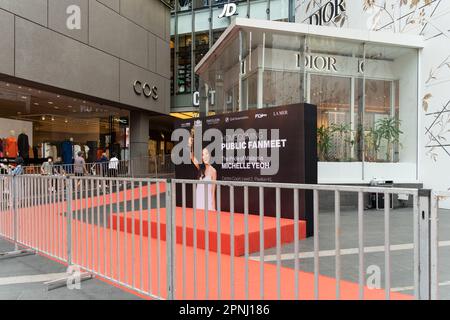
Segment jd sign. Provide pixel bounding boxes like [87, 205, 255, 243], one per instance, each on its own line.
[218, 3, 238, 19]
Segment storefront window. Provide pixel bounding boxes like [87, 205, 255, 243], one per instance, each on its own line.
[0, 81, 130, 166]
[171, 0, 295, 112]
[196, 22, 420, 182]
[175, 34, 193, 94]
[310, 75, 352, 162]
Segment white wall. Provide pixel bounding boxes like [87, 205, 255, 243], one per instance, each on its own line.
[296, 0, 450, 207]
[0, 117, 33, 146]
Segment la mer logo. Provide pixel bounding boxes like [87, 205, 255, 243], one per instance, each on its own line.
[66, 5, 81, 30]
[218, 3, 237, 19]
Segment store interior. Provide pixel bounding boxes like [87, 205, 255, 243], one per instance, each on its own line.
[0, 80, 130, 167]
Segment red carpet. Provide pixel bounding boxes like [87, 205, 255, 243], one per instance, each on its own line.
[111, 208, 307, 256]
[0, 194, 413, 300]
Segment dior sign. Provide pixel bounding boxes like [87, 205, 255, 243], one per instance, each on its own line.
[133, 80, 158, 100]
[297, 54, 338, 72]
[307, 0, 346, 26]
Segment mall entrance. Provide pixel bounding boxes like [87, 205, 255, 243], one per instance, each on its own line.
[0, 80, 130, 167]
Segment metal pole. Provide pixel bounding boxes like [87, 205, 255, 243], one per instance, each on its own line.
[418, 189, 431, 300]
[13, 176, 18, 252]
[430, 192, 439, 300]
[66, 177, 73, 265]
[165, 179, 174, 300]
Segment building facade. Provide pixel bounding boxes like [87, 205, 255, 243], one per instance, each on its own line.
[0, 0, 171, 168]
[295, 0, 450, 206]
[170, 0, 295, 117]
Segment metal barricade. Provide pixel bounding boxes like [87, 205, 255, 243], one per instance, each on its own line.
[430, 191, 450, 300]
[169, 179, 422, 300]
[0, 175, 436, 300]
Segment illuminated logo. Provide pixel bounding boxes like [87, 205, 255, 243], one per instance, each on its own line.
[218, 3, 237, 19]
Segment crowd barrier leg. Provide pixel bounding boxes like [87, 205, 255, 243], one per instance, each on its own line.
[0, 176, 35, 260]
[45, 177, 93, 291]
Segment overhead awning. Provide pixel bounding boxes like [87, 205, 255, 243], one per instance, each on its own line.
[195, 17, 425, 79]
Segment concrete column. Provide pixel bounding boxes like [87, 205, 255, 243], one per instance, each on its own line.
[130, 110, 149, 176]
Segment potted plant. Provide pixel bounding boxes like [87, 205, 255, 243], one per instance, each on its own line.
[374, 117, 402, 162]
[330, 123, 351, 161]
[364, 127, 380, 162]
[317, 125, 333, 161]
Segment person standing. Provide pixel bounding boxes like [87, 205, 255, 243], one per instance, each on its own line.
[98, 152, 109, 177]
[74, 152, 87, 177]
[108, 153, 119, 178]
[41, 157, 54, 175]
[11, 157, 24, 176]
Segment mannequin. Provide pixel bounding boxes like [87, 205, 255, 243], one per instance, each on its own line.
[5, 130, 18, 159]
[18, 128, 30, 160]
[62, 137, 74, 165]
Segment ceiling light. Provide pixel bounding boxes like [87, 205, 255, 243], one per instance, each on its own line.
[41, 116, 46, 121]
[48, 101, 53, 105]
[34, 102, 39, 106]
[51, 116, 55, 121]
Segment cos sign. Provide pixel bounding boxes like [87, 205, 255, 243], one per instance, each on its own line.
[133, 80, 158, 100]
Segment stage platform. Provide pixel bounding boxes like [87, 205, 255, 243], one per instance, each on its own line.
[111, 208, 307, 256]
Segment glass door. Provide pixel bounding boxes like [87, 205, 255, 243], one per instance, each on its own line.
[310, 74, 353, 162]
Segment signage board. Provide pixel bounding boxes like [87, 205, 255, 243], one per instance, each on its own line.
[173, 104, 318, 236]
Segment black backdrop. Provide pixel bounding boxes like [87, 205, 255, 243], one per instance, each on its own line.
[173, 104, 317, 236]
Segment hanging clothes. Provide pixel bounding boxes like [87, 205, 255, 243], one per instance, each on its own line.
[17, 133, 30, 159]
[5, 136, 18, 158]
[84, 145, 90, 161]
[62, 141, 74, 164]
[74, 144, 82, 156]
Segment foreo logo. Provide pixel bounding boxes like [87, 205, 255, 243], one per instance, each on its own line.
[219, 3, 237, 18]
[255, 113, 268, 119]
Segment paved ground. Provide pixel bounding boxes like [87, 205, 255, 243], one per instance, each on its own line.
[0, 239, 141, 300]
[251, 207, 450, 299]
[2, 200, 450, 300]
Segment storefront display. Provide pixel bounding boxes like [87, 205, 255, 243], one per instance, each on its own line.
[0, 81, 130, 165]
[195, 18, 422, 184]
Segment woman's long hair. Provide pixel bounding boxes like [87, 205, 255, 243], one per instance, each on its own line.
[197, 162, 206, 180]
